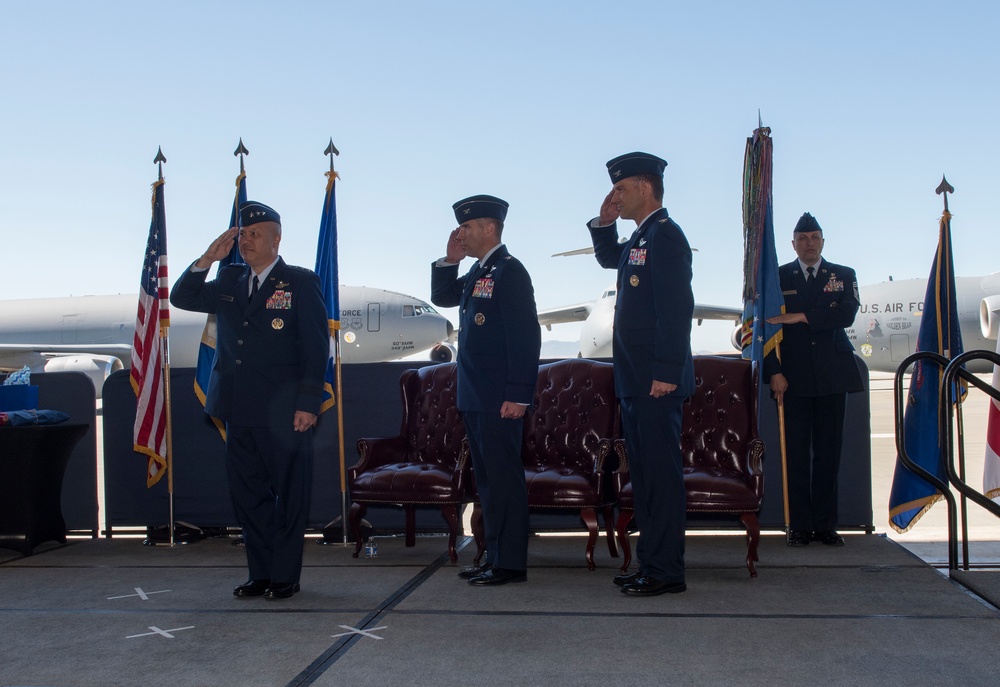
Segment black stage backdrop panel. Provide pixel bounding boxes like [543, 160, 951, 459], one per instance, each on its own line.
[102, 359, 874, 534]
[34, 371, 99, 535]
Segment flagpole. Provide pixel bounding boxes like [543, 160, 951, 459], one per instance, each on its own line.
[150, 148, 177, 547]
[326, 140, 349, 545]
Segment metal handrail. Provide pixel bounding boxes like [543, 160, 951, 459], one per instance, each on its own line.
[941, 350, 1000, 570]
[893, 351, 959, 570]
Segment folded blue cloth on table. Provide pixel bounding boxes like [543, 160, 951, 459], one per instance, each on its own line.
[0, 409, 70, 426]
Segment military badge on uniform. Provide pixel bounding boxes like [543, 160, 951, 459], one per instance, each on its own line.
[275, 281, 289, 289]
[272, 318, 284, 330]
[628, 249, 646, 265]
[475, 313, 485, 325]
[267, 290, 293, 309]
[823, 274, 845, 292]
[630, 275, 639, 287]
[472, 278, 494, 298]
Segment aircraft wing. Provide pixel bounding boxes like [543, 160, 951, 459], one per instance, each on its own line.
[0, 343, 133, 356]
[692, 304, 742, 322]
[538, 302, 593, 328]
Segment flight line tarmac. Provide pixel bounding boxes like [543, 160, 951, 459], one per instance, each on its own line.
[1, 372, 998, 686]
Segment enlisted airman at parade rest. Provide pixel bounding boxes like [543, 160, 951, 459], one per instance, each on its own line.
[588, 152, 695, 597]
[764, 212, 864, 548]
[170, 201, 329, 600]
[430, 195, 541, 586]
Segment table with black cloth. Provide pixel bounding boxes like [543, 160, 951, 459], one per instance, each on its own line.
[0, 423, 89, 555]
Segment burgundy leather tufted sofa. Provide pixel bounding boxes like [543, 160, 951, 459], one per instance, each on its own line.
[613, 355, 766, 577]
[348, 362, 470, 563]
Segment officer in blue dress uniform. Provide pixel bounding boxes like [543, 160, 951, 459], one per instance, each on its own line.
[764, 212, 863, 547]
[170, 201, 329, 599]
[430, 195, 541, 586]
[588, 152, 694, 596]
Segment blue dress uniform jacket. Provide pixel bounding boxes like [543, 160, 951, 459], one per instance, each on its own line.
[590, 207, 695, 398]
[430, 245, 541, 413]
[170, 257, 330, 424]
[430, 244, 540, 572]
[589, 207, 694, 584]
[763, 259, 864, 396]
[762, 258, 863, 533]
[170, 257, 329, 585]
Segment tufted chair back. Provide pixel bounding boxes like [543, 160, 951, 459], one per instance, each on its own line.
[400, 362, 465, 467]
[522, 359, 619, 475]
[681, 355, 763, 503]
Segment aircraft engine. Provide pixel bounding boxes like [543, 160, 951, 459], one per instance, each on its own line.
[430, 343, 455, 363]
[980, 295, 1000, 340]
[40, 354, 124, 395]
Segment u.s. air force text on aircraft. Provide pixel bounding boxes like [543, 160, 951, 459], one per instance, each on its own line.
[860, 301, 924, 314]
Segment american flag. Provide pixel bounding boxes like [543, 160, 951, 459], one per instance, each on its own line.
[130, 178, 170, 487]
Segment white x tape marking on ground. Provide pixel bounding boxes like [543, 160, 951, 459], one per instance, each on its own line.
[108, 587, 172, 600]
[332, 625, 387, 640]
[126, 625, 195, 639]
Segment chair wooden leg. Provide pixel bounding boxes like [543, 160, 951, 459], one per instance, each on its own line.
[404, 506, 416, 547]
[602, 505, 618, 558]
[349, 502, 367, 559]
[580, 508, 599, 571]
[615, 509, 633, 573]
[739, 511, 761, 578]
[471, 503, 485, 565]
[441, 504, 459, 563]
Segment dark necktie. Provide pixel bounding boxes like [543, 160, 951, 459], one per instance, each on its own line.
[249, 275, 259, 303]
[806, 266, 815, 284]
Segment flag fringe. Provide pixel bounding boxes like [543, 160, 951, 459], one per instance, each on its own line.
[888, 493, 943, 534]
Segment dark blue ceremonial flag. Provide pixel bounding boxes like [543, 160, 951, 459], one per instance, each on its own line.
[888, 209, 963, 532]
[194, 171, 247, 430]
[315, 170, 339, 414]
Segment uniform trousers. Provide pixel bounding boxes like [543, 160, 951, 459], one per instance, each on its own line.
[225, 423, 313, 584]
[620, 394, 686, 583]
[463, 411, 529, 572]
[783, 393, 847, 532]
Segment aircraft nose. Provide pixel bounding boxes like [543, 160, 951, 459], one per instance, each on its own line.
[446, 319, 455, 339]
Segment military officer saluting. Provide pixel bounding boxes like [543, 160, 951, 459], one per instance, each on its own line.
[171, 201, 329, 600]
[431, 194, 541, 586]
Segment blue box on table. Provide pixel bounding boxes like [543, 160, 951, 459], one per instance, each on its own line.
[0, 386, 39, 411]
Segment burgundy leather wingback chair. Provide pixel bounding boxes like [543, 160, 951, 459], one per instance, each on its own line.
[348, 362, 470, 563]
[613, 356, 766, 577]
[472, 358, 620, 570]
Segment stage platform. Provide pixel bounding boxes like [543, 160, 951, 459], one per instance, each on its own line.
[1, 532, 998, 686]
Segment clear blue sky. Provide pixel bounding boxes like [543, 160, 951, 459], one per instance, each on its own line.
[3, 2, 998, 352]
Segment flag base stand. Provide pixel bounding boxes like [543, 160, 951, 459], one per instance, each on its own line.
[142, 521, 204, 547]
[317, 516, 369, 545]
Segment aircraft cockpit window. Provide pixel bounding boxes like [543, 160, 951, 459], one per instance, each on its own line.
[603, 290, 616, 299]
[403, 305, 437, 317]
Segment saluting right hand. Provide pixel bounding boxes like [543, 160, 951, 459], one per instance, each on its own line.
[445, 227, 466, 263]
[599, 189, 620, 226]
[196, 227, 238, 268]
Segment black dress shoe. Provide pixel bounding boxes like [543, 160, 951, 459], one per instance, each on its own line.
[814, 530, 845, 546]
[787, 530, 811, 547]
[458, 563, 494, 579]
[233, 579, 270, 597]
[468, 567, 527, 586]
[613, 571, 642, 587]
[620, 576, 686, 596]
[264, 582, 301, 599]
